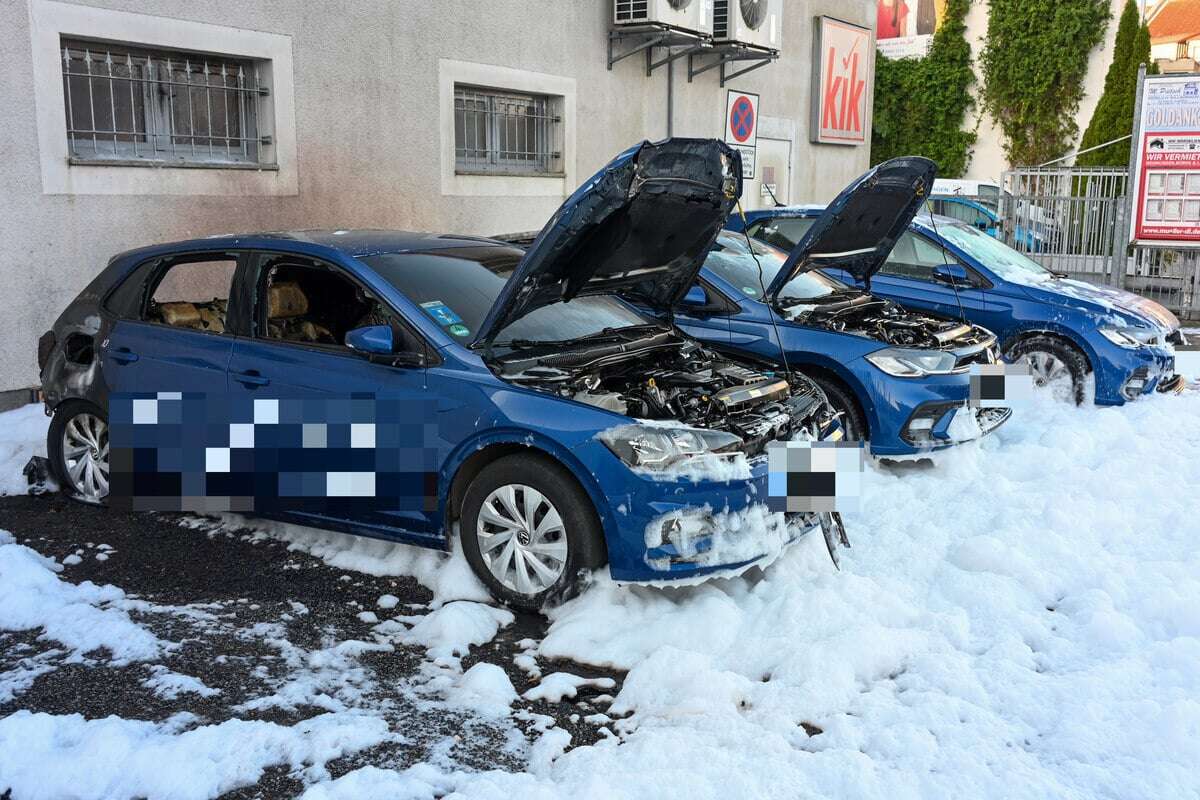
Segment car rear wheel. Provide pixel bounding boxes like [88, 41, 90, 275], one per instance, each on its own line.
[1007, 336, 1089, 405]
[48, 400, 109, 504]
[460, 454, 605, 612]
[810, 376, 867, 441]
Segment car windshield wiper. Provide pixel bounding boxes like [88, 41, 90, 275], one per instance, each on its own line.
[496, 324, 663, 350]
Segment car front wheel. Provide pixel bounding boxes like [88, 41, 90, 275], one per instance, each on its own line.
[48, 400, 110, 504]
[810, 376, 867, 442]
[460, 454, 605, 611]
[1007, 336, 1089, 405]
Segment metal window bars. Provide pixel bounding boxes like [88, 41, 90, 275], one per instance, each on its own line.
[454, 86, 562, 176]
[60, 38, 270, 167]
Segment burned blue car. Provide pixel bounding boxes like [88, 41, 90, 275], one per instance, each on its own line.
[37, 138, 843, 610]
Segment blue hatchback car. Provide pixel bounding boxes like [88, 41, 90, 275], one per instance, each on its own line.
[675, 157, 1011, 458]
[37, 138, 843, 610]
[733, 194, 1187, 406]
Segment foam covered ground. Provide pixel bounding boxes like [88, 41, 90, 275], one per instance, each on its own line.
[3, 375, 1200, 798]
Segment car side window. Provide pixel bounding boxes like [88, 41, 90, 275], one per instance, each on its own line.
[880, 232, 954, 282]
[745, 217, 815, 250]
[145, 256, 238, 334]
[253, 256, 424, 355]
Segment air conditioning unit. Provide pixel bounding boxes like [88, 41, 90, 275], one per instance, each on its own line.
[613, 0, 714, 36]
[713, 0, 781, 50]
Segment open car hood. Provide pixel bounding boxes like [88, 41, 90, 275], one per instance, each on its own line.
[766, 156, 936, 300]
[473, 138, 741, 346]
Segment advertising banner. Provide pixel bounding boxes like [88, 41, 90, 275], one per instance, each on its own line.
[875, 0, 947, 60]
[1130, 75, 1200, 246]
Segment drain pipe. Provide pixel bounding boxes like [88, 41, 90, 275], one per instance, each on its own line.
[667, 56, 674, 137]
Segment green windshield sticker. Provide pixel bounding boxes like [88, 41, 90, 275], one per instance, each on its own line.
[420, 300, 463, 327]
[448, 324, 471, 337]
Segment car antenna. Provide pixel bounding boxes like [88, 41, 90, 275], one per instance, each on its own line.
[762, 181, 785, 208]
[926, 200, 969, 324]
[736, 198, 793, 382]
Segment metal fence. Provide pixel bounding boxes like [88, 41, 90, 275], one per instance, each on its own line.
[991, 166, 1200, 319]
[61, 38, 267, 167]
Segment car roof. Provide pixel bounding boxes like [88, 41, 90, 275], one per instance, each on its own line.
[109, 229, 512, 265]
[744, 205, 961, 230]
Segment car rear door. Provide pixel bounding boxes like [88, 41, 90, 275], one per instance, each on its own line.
[102, 251, 243, 397]
[225, 251, 437, 544]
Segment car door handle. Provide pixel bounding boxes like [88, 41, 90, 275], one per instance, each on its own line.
[110, 347, 139, 364]
[233, 370, 270, 386]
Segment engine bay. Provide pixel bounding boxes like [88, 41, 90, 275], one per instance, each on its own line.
[780, 292, 993, 351]
[492, 331, 829, 456]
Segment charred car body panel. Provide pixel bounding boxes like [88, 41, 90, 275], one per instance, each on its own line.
[39, 138, 841, 589]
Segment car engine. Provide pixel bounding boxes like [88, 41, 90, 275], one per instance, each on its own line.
[783, 293, 994, 351]
[493, 332, 831, 456]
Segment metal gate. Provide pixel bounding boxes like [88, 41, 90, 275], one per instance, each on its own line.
[996, 166, 1200, 319]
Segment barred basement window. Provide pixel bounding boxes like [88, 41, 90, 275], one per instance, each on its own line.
[454, 85, 563, 176]
[60, 37, 272, 168]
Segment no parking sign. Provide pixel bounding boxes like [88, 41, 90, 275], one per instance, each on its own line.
[724, 90, 759, 179]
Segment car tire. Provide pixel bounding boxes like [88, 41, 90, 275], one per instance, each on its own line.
[810, 376, 867, 442]
[1006, 335, 1089, 405]
[48, 399, 110, 505]
[460, 454, 606, 612]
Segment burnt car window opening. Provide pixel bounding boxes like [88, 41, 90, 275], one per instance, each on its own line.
[146, 257, 237, 334]
[255, 257, 398, 348]
[705, 232, 845, 302]
[361, 248, 652, 346]
[880, 231, 952, 281]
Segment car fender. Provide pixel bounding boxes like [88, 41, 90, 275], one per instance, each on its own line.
[784, 350, 880, 436]
[999, 321, 1099, 370]
[437, 426, 616, 549]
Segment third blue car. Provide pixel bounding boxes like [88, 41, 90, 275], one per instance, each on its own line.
[731, 167, 1187, 406]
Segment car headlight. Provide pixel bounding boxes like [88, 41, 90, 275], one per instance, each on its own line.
[865, 347, 959, 377]
[1099, 326, 1161, 349]
[598, 424, 744, 469]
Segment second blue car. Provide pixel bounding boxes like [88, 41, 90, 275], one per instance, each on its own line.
[676, 157, 1012, 457]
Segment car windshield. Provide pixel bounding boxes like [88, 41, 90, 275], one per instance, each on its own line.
[360, 246, 652, 346]
[937, 223, 1054, 284]
[705, 230, 846, 301]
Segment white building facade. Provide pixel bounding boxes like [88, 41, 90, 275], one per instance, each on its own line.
[0, 0, 876, 398]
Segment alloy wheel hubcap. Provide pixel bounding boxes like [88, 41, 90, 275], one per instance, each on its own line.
[62, 412, 109, 501]
[477, 484, 568, 596]
[1026, 351, 1075, 402]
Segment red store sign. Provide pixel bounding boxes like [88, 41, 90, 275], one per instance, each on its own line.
[810, 16, 873, 146]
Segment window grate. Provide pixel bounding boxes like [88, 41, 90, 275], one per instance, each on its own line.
[454, 85, 562, 176]
[61, 37, 270, 167]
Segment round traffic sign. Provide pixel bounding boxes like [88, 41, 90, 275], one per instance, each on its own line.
[730, 96, 755, 143]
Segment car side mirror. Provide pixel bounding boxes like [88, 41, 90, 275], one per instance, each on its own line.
[682, 285, 709, 307]
[932, 264, 974, 288]
[346, 324, 394, 355]
[346, 324, 427, 367]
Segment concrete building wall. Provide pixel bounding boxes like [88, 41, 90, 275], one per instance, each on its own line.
[0, 0, 875, 394]
[962, 0, 1127, 182]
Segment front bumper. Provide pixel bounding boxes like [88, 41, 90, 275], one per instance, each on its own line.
[575, 440, 824, 582]
[1090, 338, 1177, 405]
[852, 363, 1008, 457]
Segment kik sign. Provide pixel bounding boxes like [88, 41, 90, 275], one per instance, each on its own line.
[810, 16, 873, 145]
